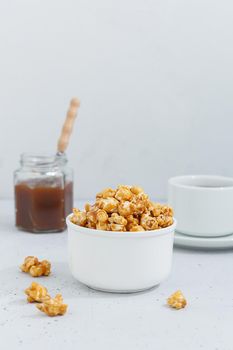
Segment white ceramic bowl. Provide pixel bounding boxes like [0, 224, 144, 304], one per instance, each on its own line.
[67, 215, 176, 293]
[168, 175, 233, 237]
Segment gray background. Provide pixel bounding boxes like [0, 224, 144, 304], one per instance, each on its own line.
[1, 0, 232, 199]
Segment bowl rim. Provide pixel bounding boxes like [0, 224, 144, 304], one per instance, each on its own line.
[168, 175, 233, 191]
[66, 214, 177, 238]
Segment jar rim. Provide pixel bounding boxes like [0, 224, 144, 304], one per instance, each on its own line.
[20, 152, 67, 167]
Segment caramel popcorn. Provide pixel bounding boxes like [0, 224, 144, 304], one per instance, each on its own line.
[161, 205, 174, 217]
[70, 208, 87, 227]
[70, 185, 174, 232]
[126, 215, 139, 230]
[130, 186, 144, 195]
[131, 193, 150, 215]
[25, 282, 49, 303]
[150, 202, 162, 217]
[30, 260, 51, 277]
[109, 223, 126, 232]
[20, 256, 51, 277]
[86, 207, 99, 224]
[167, 290, 187, 310]
[20, 256, 39, 273]
[118, 200, 135, 217]
[37, 294, 68, 317]
[87, 221, 97, 229]
[85, 203, 92, 212]
[108, 213, 127, 226]
[96, 209, 108, 223]
[115, 185, 133, 201]
[96, 188, 116, 199]
[157, 214, 173, 228]
[25, 282, 67, 317]
[129, 225, 145, 232]
[140, 213, 159, 230]
[96, 221, 109, 230]
[97, 197, 119, 213]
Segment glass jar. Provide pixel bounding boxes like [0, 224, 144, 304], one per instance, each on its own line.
[14, 153, 73, 233]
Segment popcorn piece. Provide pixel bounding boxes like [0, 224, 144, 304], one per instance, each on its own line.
[131, 193, 149, 215]
[37, 294, 68, 317]
[87, 221, 97, 229]
[84, 203, 91, 212]
[25, 282, 49, 303]
[86, 207, 99, 224]
[40, 260, 51, 276]
[162, 205, 174, 217]
[150, 204, 173, 227]
[129, 225, 145, 232]
[96, 222, 109, 230]
[140, 213, 158, 230]
[109, 223, 126, 232]
[97, 197, 119, 213]
[157, 214, 173, 228]
[126, 215, 140, 231]
[167, 290, 187, 310]
[118, 201, 135, 217]
[126, 215, 139, 225]
[69, 185, 174, 232]
[150, 202, 162, 217]
[96, 209, 108, 223]
[29, 260, 51, 277]
[96, 188, 116, 199]
[20, 256, 39, 273]
[70, 208, 87, 227]
[108, 213, 127, 226]
[115, 185, 133, 201]
[20, 256, 51, 277]
[130, 186, 144, 195]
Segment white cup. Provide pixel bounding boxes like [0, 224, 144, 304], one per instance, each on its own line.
[168, 175, 233, 237]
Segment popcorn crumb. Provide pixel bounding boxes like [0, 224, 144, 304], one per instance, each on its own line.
[36, 294, 68, 317]
[25, 282, 49, 303]
[20, 256, 39, 273]
[20, 256, 51, 277]
[167, 290, 187, 309]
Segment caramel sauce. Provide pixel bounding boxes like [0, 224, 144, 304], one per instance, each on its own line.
[15, 182, 73, 232]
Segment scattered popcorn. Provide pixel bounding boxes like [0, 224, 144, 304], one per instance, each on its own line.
[167, 290, 187, 309]
[24, 281, 67, 317]
[20, 256, 39, 273]
[25, 282, 49, 303]
[20, 256, 51, 277]
[70, 185, 174, 232]
[36, 294, 68, 317]
[30, 260, 51, 277]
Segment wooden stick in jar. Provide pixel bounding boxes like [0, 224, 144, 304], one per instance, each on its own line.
[57, 98, 80, 153]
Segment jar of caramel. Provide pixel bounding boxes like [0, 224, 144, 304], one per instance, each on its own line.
[14, 153, 73, 233]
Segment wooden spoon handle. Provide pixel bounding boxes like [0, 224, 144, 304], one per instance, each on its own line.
[57, 98, 80, 153]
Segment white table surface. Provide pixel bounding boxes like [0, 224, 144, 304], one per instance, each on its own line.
[0, 200, 232, 350]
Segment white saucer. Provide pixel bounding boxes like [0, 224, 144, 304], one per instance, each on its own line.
[174, 231, 233, 249]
